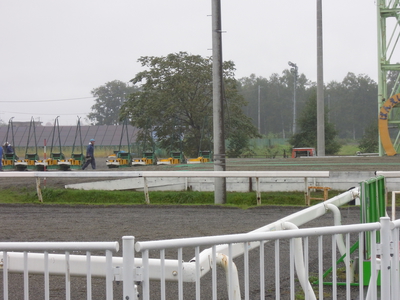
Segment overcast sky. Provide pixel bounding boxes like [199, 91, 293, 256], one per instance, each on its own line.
[0, 0, 378, 126]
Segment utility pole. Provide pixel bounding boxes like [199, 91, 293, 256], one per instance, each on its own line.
[288, 61, 298, 134]
[316, 0, 325, 156]
[212, 0, 226, 204]
[258, 85, 261, 134]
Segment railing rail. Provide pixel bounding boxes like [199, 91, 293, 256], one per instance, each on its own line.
[2, 216, 399, 299]
[0, 241, 119, 300]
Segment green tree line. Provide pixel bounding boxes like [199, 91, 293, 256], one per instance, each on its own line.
[239, 72, 378, 140]
[88, 52, 384, 156]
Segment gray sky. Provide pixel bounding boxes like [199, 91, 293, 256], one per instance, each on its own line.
[0, 0, 378, 126]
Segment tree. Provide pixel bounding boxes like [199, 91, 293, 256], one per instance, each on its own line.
[358, 121, 379, 153]
[289, 91, 341, 155]
[326, 73, 377, 139]
[237, 70, 313, 137]
[88, 80, 136, 125]
[120, 52, 259, 157]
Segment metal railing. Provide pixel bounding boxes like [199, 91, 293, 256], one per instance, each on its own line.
[133, 221, 384, 300]
[2, 174, 398, 299]
[0, 242, 119, 300]
[3, 217, 395, 299]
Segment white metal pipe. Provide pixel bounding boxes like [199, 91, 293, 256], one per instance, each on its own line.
[3, 251, 8, 300]
[358, 232, 364, 298]
[332, 235, 337, 298]
[136, 222, 379, 253]
[318, 237, 323, 300]
[326, 204, 346, 256]
[274, 240, 280, 299]
[304, 237, 309, 300]
[259, 241, 265, 300]
[106, 250, 113, 300]
[86, 252, 91, 300]
[380, 217, 391, 300]
[195, 247, 200, 300]
[366, 231, 378, 299]
[160, 249, 166, 300]
[66, 251, 70, 300]
[282, 222, 316, 300]
[289, 239, 294, 299]
[122, 236, 136, 300]
[178, 248, 183, 300]
[391, 191, 400, 220]
[214, 253, 241, 300]
[376, 171, 400, 177]
[24, 251, 28, 300]
[391, 227, 399, 299]
[212, 246, 217, 299]
[345, 233, 351, 297]
[44, 251, 49, 300]
[0, 241, 119, 252]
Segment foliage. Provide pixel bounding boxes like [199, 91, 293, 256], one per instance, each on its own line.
[88, 80, 136, 125]
[238, 72, 378, 141]
[264, 145, 281, 158]
[289, 92, 341, 155]
[324, 73, 377, 139]
[226, 130, 251, 157]
[120, 52, 259, 157]
[358, 121, 379, 153]
[237, 71, 314, 138]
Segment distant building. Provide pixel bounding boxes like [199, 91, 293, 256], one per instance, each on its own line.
[12, 121, 43, 127]
[0, 125, 138, 147]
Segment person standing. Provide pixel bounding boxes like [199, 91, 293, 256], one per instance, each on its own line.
[3, 142, 13, 154]
[0, 144, 3, 171]
[82, 139, 96, 170]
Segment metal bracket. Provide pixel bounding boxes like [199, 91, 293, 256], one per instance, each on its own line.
[134, 267, 143, 283]
[376, 243, 382, 255]
[389, 241, 394, 257]
[114, 266, 122, 281]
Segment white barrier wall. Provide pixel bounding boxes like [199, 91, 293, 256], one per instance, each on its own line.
[65, 171, 386, 192]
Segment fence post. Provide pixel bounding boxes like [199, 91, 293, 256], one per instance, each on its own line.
[143, 177, 150, 204]
[123, 236, 136, 299]
[256, 177, 261, 205]
[380, 217, 391, 300]
[36, 178, 43, 202]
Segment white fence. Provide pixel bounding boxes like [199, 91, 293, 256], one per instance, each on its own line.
[0, 242, 119, 300]
[2, 186, 398, 299]
[1, 171, 398, 299]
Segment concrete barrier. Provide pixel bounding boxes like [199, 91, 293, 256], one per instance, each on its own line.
[65, 171, 393, 192]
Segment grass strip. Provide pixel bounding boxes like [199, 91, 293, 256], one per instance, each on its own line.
[0, 188, 345, 208]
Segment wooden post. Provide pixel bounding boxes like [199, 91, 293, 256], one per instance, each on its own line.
[143, 177, 150, 204]
[36, 177, 43, 202]
[256, 177, 261, 205]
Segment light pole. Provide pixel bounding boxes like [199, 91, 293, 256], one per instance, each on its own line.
[288, 61, 298, 134]
[258, 85, 261, 134]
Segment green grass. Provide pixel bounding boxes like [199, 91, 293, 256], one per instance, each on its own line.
[338, 144, 359, 156]
[0, 188, 344, 207]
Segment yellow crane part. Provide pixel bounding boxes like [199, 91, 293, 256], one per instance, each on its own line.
[378, 94, 399, 156]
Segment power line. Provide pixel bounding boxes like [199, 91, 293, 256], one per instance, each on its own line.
[0, 97, 94, 103]
[1, 110, 90, 116]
